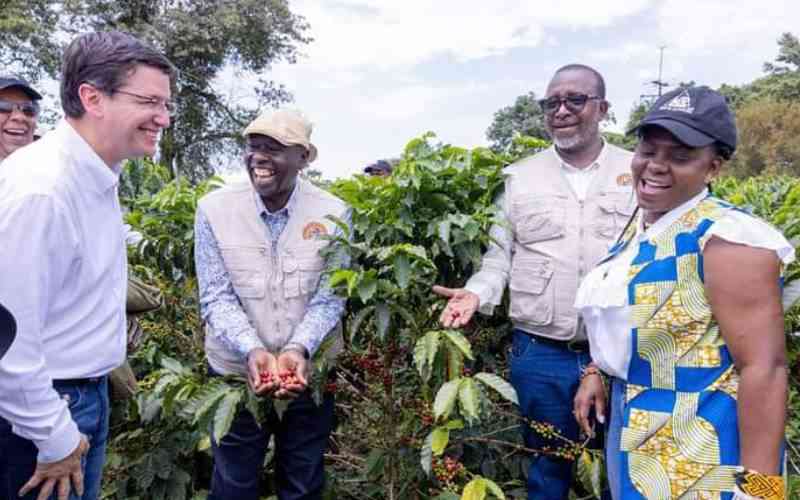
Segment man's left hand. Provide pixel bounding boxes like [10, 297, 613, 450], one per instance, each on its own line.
[274, 350, 309, 400]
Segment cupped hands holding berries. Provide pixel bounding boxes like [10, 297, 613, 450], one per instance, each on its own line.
[246, 347, 310, 400]
[247, 347, 279, 396]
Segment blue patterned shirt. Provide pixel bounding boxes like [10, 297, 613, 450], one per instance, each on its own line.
[195, 185, 350, 360]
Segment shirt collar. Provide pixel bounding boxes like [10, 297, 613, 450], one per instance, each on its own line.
[553, 139, 607, 174]
[253, 181, 299, 218]
[638, 188, 709, 240]
[57, 120, 121, 194]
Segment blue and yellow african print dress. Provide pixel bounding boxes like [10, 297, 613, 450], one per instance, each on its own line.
[594, 196, 787, 499]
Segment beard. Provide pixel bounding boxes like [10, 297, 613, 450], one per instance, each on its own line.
[550, 122, 600, 153]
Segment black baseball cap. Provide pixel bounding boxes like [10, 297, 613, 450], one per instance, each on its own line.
[0, 303, 16, 361]
[0, 75, 43, 101]
[628, 86, 736, 152]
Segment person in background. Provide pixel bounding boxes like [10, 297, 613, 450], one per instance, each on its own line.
[433, 64, 634, 500]
[574, 86, 792, 500]
[0, 75, 42, 164]
[0, 31, 175, 500]
[363, 159, 392, 177]
[195, 109, 350, 500]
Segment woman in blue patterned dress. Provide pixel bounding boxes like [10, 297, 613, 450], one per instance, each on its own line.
[572, 86, 793, 500]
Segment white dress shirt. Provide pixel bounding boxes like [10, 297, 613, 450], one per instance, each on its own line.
[464, 142, 608, 318]
[0, 120, 127, 462]
[574, 189, 796, 379]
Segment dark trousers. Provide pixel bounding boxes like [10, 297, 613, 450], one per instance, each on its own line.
[509, 329, 593, 500]
[208, 384, 335, 500]
[0, 377, 110, 500]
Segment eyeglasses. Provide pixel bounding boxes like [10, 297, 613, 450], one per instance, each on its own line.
[538, 94, 603, 114]
[112, 89, 176, 116]
[0, 100, 39, 118]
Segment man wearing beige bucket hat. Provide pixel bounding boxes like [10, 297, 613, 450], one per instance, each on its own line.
[194, 108, 350, 499]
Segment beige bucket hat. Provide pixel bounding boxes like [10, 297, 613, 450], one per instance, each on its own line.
[243, 108, 318, 162]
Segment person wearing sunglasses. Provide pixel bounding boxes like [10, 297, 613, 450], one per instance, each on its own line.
[0, 75, 42, 164]
[433, 64, 635, 500]
[0, 32, 176, 500]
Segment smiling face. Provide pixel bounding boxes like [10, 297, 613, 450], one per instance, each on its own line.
[245, 134, 308, 210]
[100, 64, 171, 164]
[0, 87, 38, 162]
[543, 69, 607, 153]
[632, 126, 722, 224]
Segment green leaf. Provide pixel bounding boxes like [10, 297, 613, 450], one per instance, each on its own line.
[461, 477, 487, 500]
[421, 431, 434, 476]
[213, 389, 242, 442]
[484, 478, 506, 499]
[413, 331, 441, 381]
[393, 253, 411, 289]
[357, 272, 378, 303]
[160, 356, 187, 375]
[347, 305, 375, 343]
[447, 346, 464, 381]
[433, 378, 461, 420]
[458, 378, 480, 423]
[375, 303, 390, 340]
[444, 419, 464, 431]
[430, 427, 450, 455]
[443, 329, 474, 360]
[364, 449, 386, 479]
[474, 372, 519, 406]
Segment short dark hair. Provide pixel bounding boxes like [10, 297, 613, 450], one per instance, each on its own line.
[60, 31, 177, 118]
[553, 64, 606, 99]
[714, 142, 734, 161]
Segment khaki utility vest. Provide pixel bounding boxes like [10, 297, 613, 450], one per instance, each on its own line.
[198, 179, 348, 375]
[505, 144, 635, 340]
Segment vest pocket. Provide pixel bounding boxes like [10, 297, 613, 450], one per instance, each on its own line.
[221, 246, 268, 299]
[512, 196, 566, 244]
[283, 257, 325, 298]
[228, 269, 266, 298]
[595, 194, 634, 240]
[509, 257, 554, 325]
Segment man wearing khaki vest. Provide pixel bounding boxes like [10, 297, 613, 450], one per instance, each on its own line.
[434, 64, 634, 500]
[194, 109, 349, 500]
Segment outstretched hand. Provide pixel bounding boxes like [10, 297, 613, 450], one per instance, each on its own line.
[19, 434, 90, 500]
[432, 285, 480, 328]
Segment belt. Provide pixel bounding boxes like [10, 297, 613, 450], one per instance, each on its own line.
[519, 331, 590, 352]
[53, 376, 105, 386]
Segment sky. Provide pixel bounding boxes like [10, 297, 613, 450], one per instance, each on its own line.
[210, 0, 800, 180]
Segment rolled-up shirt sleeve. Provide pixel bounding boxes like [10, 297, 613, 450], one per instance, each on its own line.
[290, 210, 352, 357]
[0, 194, 82, 463]
[464, 192, 512, 315]
[194, 209, 263, 360]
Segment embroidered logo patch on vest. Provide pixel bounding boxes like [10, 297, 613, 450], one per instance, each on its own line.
[303, 221, 328, 240]
[616, 173, 633, 186]
[660, 89, 695, 114]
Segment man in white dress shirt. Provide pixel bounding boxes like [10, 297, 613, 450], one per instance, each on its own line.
[434, 64, 634, 500]
[0, 31, 175, 500]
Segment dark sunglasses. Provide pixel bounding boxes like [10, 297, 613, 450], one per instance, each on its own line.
[0, 99, 39, 118]
[538, 94, 602, 114]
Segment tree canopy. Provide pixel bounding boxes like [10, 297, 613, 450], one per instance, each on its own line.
[485, 91, 548, 152]
[0, 0, 311, 182]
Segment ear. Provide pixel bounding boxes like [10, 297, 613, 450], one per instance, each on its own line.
[706, 155, 723, 183]
[78, 83, 105, 118]
[598, 99, 610, 119]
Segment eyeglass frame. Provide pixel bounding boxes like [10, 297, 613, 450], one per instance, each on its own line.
[111, 89, 176, 116]
[538, 94, 603, 114]
[0, 99, 40, 118]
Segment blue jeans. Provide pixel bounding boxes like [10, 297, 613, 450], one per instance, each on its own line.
[208, 388, 335, 500]
[0, 376, 110, 500]
[509, 330, 592, 500]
